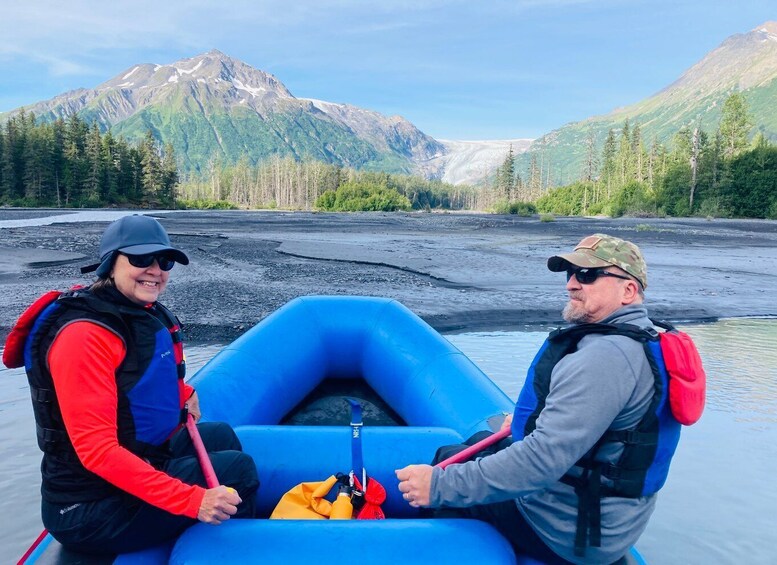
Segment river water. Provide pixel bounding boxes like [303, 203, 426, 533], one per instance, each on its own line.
[1, 319, 775, 564]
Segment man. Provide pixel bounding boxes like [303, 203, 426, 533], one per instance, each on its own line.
[397, 233, 679, 564]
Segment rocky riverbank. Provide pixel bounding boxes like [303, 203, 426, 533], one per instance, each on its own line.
[2, 209, 776, 344]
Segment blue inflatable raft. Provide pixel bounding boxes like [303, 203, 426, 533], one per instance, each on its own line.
[26, 296, 646, 564]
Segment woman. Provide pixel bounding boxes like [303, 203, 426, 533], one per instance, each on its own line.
[3, 214, 259, 554]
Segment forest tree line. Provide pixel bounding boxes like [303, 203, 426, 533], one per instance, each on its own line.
[0, 110, 178, 208]
[490, 93, 777, 219]
[2, 93, 775, 218]
[0, 110, 476, 212]
[177, 156, 479, 212]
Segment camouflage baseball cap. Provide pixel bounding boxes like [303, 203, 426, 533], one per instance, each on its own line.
[547, 233, 647, 289]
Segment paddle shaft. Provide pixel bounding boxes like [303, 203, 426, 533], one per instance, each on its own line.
[185, 413, 220, 488]
[435, 426, 512, 470]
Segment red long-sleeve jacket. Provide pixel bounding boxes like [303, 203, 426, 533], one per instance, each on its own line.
[48, 321, 205, 518]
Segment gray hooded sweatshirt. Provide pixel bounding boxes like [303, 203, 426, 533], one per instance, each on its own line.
[430, 305, 659, 564]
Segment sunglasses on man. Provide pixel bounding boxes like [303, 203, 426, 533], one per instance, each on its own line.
[566, 266, 632, 285]
[122, 252, 176, 271]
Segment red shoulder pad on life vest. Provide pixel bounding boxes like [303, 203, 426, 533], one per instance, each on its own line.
[659, 330, 706, 425]
[2, 290, 63, 369]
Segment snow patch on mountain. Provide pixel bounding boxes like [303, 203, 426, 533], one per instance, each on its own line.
[232, 78, 267, 97]
[122, 67, 139, 80]
[176, 60, 204, 75]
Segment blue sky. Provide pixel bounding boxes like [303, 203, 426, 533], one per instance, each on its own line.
[0, 1, 774, 139]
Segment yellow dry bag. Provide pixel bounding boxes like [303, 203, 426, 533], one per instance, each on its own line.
[270, 475, 339, 520]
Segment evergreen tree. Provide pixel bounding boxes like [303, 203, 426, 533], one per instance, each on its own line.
[583, 128, 598, 183]
[647, 138, 660, 189]
[672, 126, 693, 162]
[84, 123, 104, 204]
[63, 114, 88, 205]
[723, 142, 777, 217]
[140, 131, 163, 206]
[719, 92, 753, 158]
[50, 119, 67, 206]
[617, 119, 632, 185]
[600, 128, 617, 198]
[101, 131, 119, 203]
[161, 142, 179, 207]
[497, 145, 516, 200]
[2, 117, 21, 202]
[22, 122, 45, 202]
[631, 123, 646, 182]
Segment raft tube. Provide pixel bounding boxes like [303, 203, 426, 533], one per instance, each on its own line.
[190, 295, 515, 436]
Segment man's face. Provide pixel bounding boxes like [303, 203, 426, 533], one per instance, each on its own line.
[562, 267, 634, 324]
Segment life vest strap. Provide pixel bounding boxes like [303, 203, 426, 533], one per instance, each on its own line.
[31, 385, 55, 403]
[567, 462, 603, 556]
[37, 423, 68, 449]
[35, 424, 81, 464]
[601, 428, 657, 446]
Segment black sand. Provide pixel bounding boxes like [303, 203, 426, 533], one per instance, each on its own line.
[2, 209, 776, 344]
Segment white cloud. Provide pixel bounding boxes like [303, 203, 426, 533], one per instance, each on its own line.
[0, 0, 608, 75]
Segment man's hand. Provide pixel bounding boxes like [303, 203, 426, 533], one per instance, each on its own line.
[500, 413, 513, 432]
[395, 464, 433, 507]
[197, 485, 241, 525]
[186, 391, 201, 423]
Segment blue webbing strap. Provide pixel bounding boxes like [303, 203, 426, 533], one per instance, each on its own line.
[347, 398, 365, 487]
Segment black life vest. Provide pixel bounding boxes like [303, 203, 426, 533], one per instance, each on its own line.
[512, 322, 682, 556]
[18, 288, 186, 504]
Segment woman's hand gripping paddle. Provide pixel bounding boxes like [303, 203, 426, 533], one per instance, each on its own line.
[15, 414, 240, 562]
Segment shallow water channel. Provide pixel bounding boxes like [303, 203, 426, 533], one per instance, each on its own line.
[1, 319, 775, 564]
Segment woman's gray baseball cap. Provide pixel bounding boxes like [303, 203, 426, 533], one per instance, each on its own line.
[81, 215, 189, 278]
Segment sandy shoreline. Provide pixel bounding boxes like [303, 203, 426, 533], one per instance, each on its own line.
[1, 209, 776, 344]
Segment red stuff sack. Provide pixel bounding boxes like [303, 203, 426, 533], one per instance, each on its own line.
[2, 290, 63, 369]
[659, 330, 706, 425]
[352, 475, 386, 520]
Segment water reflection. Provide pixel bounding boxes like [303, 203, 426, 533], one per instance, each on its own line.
[684, 319, 777, 421]
[445, 318, 777, 423]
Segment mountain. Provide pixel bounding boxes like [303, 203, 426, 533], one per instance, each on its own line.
[0, 50, 447, 176]
[519, 21, 777, 185]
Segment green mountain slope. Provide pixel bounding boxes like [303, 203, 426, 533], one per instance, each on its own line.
[1, 50, 444, 176]
[519, 21, 777, 186]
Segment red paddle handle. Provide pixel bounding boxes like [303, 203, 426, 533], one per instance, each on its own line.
[435, 426, 512, 470]
[186, 414, 219, 488]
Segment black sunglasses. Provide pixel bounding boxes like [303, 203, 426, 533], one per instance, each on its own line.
[122, 252, 176, 271]
[566, 267, 632, 285]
